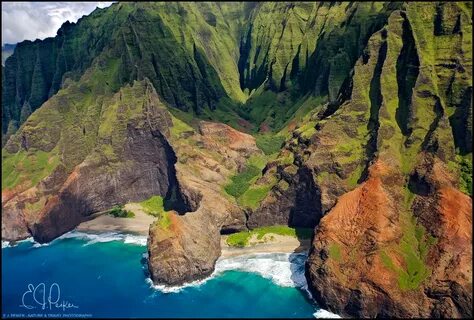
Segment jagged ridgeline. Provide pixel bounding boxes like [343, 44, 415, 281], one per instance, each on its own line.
[3, 1, 471, 185]
[3, 2, 405, 138]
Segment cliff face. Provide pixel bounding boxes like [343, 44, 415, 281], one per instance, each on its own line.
[306, 158, 472, 318]
[148, 121, 260, 285]
[2, 79, 183, 242]
[1, 3, 244, 143]
[2, 2, 400, 139]
[298, 4, 473, 318]
[1, 1, 472, 318]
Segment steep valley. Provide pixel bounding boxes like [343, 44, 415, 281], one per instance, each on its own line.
[1, 2, 472, 318]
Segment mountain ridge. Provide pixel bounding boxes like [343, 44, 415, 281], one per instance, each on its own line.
[1, 2, 472, 318]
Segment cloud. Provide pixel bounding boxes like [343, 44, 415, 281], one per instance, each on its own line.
[1, 2, 114, 45]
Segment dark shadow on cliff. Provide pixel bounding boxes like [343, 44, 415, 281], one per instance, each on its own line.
[141, 253, 151, 280]
[288, 167, 322, 229]
[148, 120, 194, 215]
[288, 251, 319, 307]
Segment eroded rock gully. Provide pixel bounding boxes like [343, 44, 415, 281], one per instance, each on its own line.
[147, 121, 263, 285]
[305, 157, 472, 318]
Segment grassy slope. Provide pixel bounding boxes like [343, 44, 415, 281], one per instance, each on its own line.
[379, 189, 437, 291]
[226, 225, 313, 247]
[138, 195, 171, 229]
[223, 150, 281, 210]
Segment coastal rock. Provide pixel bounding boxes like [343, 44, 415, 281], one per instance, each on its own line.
[306, 158, 472, 318]
[147, 209, 221, 286]
[147, 120, 261, 286]
[1, 201, 30, 241]
[147, 190, 241, 286]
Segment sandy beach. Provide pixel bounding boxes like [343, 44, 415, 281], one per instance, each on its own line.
[220, 234, 311, 258]
[76, 203, 155, 235]
[76, 206, 310, 256]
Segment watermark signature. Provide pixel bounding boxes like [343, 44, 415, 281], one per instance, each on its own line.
[20, 283, 79, 312]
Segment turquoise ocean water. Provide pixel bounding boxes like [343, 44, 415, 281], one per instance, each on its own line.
[2, 232, 339, 318]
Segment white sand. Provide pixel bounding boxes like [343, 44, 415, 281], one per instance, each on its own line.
[77, 206, 310, 258]
[220, 234, 311, 258]
[76, 203, 155, 235]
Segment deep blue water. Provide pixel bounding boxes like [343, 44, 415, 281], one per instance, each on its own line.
[2, 234, 323, 318]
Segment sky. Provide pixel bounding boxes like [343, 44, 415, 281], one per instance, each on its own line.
[1, 2, 114, 45]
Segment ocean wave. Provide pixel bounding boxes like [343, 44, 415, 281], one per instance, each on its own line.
[57, 231, 122, 245]
[313, 309, 341, 318]
[32, 242, 51, 248]
[146, 276, 213, 294]
[149, 252, 309, 294]
[215, 252, 308, 288]
[50, 231, 148, 247]
[123, 234, 148, 246]
[2, 237, 34, 249]
[3, 231, 147, 249]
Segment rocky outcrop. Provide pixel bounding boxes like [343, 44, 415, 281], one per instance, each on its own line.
[302, 4, 472, 318]
[306, 157, 472, 318]
[147, 207, 221, 286]
[1, 200, 30, 241]
[30, 124, 176, 242]
[148, 120, 262, 285]
[147, 187, 242, 285]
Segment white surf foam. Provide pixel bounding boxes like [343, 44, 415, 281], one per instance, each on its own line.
[58, 231, 120, 245]
[146, 276, 213, 294]
[2, 237, 34, 249]
[144, 251, 340, 318]
[149, 252, 309, 294]
[215, 252, 308, 288]
[123, 234, 148, 246]
[32, 242, 51, 248]
[2, 231, 147, 249]
[39, 231, 148, 247]
[313, 309, 342, 318]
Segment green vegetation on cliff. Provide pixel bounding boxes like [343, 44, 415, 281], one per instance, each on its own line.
[224, 164, 261, 198]
[140, 195, 166, 217]
[226, 225, 313, 247]
[380, 188, 437, 291]
[139, 195, 171, 229]
[2, 148, 60, 190]
[2, 2, 404, 141]
[223, 153, 280, 209]
[255, 134, 286, 155]
[108, 205, 135, 218]
[224, 154, 268, 198]
[457, 154, 472, 195]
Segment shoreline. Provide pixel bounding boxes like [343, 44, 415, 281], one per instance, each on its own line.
[0, 204, 309, 259]
[3, 224, 310, 258]
[75, 209, 310, 257]
[220, 234, 311, 258]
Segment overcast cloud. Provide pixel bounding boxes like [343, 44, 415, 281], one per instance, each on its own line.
[1, 2, 113, 45]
